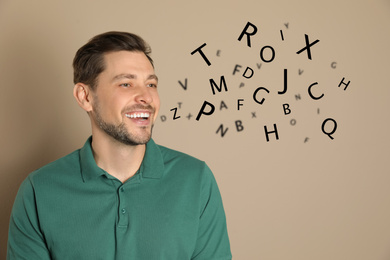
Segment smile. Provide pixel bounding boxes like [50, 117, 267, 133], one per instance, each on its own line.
[125, 112, 151, 119]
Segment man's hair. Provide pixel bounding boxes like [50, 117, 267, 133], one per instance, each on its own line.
[73, 31, 153, 90]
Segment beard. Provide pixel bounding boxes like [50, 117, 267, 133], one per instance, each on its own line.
[92, 97, 154, 146]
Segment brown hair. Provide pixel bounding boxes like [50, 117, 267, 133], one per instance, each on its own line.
[73, 31, 153, 90]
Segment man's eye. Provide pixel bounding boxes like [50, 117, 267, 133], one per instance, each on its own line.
[147, 84, 157, 88]
[120, 83, 130, 87]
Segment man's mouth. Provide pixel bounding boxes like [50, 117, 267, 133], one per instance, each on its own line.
[125, 112, 151, 120]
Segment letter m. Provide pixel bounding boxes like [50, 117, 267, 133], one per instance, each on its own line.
[210, 75, 228, 95]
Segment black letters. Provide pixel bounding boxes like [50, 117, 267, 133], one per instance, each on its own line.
[235, 120, 244, 132]
[242, 67, 254, 79]
[278, 69, 287, 94]
[264, 124, 280, 142]
[296, 34, 320, 60]
[233, 64, 242, 75]
[170, 107, 181, 120]
[338, 77, 351, 91]
[283, 103, 291, 115]
[191, 43, 211, 66]
[178, 78, 188, 90]
[196, 101, 215, 121]
[237, 99, 244, 110]
[216, 124, 228, 137]
[290, 119, 296, 126]
[253, 87, 270, 105]
[210, 75, 228, 95]
[260, 46, 275, 63]
[322, 118, 337, 140]
[238, 21, 258, 47]
[308, 82, 324, 100]
[220, 100, 228, 110]
[251, 112, 257, 118]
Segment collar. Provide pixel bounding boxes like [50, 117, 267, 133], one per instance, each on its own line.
[80, 136, 164, 182]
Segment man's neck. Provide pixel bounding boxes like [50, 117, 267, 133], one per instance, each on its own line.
[91, 132, 146, 183]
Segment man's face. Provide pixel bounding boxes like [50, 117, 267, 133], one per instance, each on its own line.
[90, 51, 160, 145]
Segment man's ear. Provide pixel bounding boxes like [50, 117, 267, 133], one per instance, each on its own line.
[73, 83, 93, 112]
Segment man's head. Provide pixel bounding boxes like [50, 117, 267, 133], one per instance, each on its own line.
[73, 32, 160, 146]
[73, 31, 153, 90]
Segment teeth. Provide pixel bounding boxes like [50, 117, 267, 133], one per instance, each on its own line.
[125, 113, 150, 119]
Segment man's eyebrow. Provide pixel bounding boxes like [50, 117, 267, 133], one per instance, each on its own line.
[112, 74, 136, 82]
[147, 74, 159, 82]
[112, 74, 158, 82]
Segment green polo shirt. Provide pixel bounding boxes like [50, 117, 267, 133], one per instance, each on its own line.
[7, 137, 231, 260]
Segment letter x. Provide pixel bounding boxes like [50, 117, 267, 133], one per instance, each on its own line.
[296, 34, 320, 60]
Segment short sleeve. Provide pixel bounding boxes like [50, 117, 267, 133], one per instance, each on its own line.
[7, 177, 51, 260]
[191, 163, 232, 260]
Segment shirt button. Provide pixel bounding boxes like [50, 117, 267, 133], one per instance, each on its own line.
[121, 208, 126, 214]
[120, 187, 124, 192]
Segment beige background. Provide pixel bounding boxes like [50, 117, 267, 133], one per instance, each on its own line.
[1, 0, 390, 259]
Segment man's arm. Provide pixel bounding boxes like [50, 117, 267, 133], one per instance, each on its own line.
[191, 163, 232, 260]
[7, 177, 51, 260]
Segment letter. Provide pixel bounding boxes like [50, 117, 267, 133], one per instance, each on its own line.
[177, 102, 182, 109]
[237, 99, 244, 110]
[280, 30, 284, 41]
[308, 82, 324, 100]
[187, 113, 193, 120]
[338, 77, 351, 90]
[251, 112, 257, 118]
[233, 64, 242, 75]
[298, 69, 304, 75]
[322, 118, 337, 140]
[260, 46, 275, 63]
[160, 115, 166, 122]
[278, 69, 287, 94]
[253, 87, 270, 105]
[191, 43, 211, 66]
[331, 62, 337, 69]
[317, 108, 320, 114]
[295, 94, 301, 101]
[239, 82, 245, 88]
[290, 119, 296, 126]
[237, 21, 258, 47]
[210, 75, 228, 95]
[264, 124, 279, 142]
[196, 101, 215, 121]
[243, 67, 254, 79]
[284, 22, 289, 29]
[296, 34, 320, 60]
[220, 100, 228, 110]
[304, 137, 309, 143]
[216, 124, 228, 137]
[256, 63, 262, 69]
[170, 107, 181, 120]
[235, 120, 244, 132]
[216, 50, 221, 57]
[178, 78, 188, 90]
[283, 103, 291, 115]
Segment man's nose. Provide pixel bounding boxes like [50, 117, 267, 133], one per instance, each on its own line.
[134, 86, 153, 104]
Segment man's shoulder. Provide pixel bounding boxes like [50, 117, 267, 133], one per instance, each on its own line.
[157, 143, 204, 165]
[154, 143, 212, 177]
[28, 149, 81, 182]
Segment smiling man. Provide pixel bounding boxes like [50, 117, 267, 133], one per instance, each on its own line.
[7, 32, 231, 260]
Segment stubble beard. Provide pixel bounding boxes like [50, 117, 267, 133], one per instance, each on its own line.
[92, 98, 154, 146]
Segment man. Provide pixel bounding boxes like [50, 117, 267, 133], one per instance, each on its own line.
[7, 31, 231, 260]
